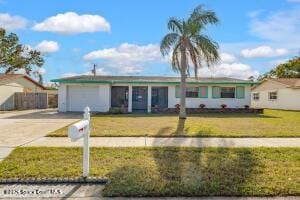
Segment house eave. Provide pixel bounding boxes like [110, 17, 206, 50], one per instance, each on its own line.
[51, 79, 257, 85]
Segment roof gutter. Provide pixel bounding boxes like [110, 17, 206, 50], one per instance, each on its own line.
[51, 79, 258, 85]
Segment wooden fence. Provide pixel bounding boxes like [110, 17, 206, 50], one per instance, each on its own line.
[48, 94, 58, 108]
[14, 92, 48, 110]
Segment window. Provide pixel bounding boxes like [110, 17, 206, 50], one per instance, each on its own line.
[221, 87, 235, 98]
[269, 92, 277, 100]
[253, 93, 259, 100]
[236, 86, 245, 99]
[199, 86, 208, 98]
[186, 87, 199, 98]
[212, 86, 221, 98]
[175, 86, 201, 98]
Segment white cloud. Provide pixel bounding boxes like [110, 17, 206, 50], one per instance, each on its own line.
[83, 44, 260, 76]
[36, 68, 46, 75]
[199, 63, 260, 80]
[35, 40, 59, 53]
[220, 53, 237, 64]
[198, 52, 260, 79]
[119, 66, 143, 74]
[61, 73, 78, 78]
[89, 68, 110, 75]
[61, 68, 110, 78]
[84, 43, 162, 62]
[33, 12, 110, 34]
[267, 58, 290, 68]
[0, 13, 28, 30]
[241, 46, 288, 58]
[84, 43, 164, 74]
[249, 7, 300, 44]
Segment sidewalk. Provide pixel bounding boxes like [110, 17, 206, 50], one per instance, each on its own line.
[24, 137, 300, 147]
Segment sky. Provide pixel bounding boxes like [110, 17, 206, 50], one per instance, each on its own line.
[0, 0, 300, 84]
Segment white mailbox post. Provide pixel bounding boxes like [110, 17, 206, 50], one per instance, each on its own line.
[68, 106, 90, 178]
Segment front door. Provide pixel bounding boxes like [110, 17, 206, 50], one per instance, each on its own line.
[151, 87, 168, 108]
[132, 86, 148, 110]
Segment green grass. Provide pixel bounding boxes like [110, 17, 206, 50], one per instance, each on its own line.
[48, 109, 300, 137]
[0, 147, 299, 196]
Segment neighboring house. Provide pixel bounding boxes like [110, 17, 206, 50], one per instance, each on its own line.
[0, 74, 57, 110]
[251, 78, 300, 110]
[52, 75, 255, 112]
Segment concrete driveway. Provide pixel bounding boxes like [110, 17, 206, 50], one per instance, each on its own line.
[0, 109, 80, 160]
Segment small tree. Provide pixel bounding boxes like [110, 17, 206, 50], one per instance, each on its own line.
[160, 5, 220, 119]
[258, 55, 300, 80]
[0, 28, 44, 83]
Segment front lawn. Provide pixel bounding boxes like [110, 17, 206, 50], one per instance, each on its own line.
[48, 109, 300, 137]
[0, 147, 299, 196]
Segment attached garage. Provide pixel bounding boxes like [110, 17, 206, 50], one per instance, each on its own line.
[66, 85, 109, 112]
[67, 86, 100, 111]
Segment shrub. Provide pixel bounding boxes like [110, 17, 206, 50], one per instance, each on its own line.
[175, 104, 180, 113]
[199, 104, 206, 109]
[221, 104, 227, 109]
[244, 105, 250, 109]
[109, 107, 126, 114]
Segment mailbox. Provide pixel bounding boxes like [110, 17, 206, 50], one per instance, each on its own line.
[68, 120, 89, 142]
[68, 106, 91, 178]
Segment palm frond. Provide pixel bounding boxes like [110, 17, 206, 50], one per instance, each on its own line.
[187, 21, 202, 37]
[192, 34, 219, 66]
[188, 5, 219, 26]
[186, 41, 200, 78]
[171, 42, 181, 72]
[160, 33, 180, 56]
[167, 17, 183, 33]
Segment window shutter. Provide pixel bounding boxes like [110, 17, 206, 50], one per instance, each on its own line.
[199, 86, 208, 98]
[175, 85, 180, 98]
[212, 86, 221, 98]
[236, 86, 245, 99]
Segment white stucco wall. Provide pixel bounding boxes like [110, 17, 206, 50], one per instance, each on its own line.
[58, 83, 252, 112]
[168, 85, 251, 108]
[251, 87, 300, 110]
[58, 84, 67, 112]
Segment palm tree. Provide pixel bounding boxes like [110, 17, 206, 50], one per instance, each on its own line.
[160, 5, 220, 119]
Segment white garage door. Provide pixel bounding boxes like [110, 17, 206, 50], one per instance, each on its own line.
[67, 86, 100, 111]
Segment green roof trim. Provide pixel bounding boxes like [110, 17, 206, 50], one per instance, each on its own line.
[51, 79, 257, 85]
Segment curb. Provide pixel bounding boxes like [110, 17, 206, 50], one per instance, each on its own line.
[0, 177, 108, 184]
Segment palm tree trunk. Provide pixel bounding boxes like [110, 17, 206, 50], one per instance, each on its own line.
[179, 46, 187, 119]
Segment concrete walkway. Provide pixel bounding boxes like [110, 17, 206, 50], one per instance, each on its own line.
[25, 137, 300, 147]
[0, 109, 80, 161]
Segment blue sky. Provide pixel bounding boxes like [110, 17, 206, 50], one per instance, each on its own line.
[0, 0, 300, 84]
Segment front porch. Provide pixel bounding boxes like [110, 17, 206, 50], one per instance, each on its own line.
[110, 85, 168, 113]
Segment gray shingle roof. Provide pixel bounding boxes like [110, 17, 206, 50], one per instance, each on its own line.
[51, 75, 255, 84]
